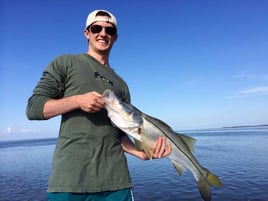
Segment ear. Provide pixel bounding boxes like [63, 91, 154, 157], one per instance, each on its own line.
[113, 34, 118, 42]
[84, 29, 90, 40]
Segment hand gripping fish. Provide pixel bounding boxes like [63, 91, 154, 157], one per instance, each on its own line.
[102, 89, 222, 201]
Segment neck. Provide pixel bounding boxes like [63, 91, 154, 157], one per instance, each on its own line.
[87, 50, 110, 67]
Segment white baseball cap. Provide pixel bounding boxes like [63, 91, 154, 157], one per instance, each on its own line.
[86, 10, 117, 28]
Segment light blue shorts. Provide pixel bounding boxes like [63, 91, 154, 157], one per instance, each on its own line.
[47, 188, 134, 201]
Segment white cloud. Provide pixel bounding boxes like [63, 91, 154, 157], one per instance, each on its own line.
[7, 127, 12, 133]
[19, 128, 41, 133]
[0, 127, 13, 134]
[0, 127, 41, 135]
[225, 86, 268, 99]
[234, 71, 268, 81]
[239, 86, 268, 95]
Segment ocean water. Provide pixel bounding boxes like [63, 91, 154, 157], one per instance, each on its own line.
[1, 127, 268, 201]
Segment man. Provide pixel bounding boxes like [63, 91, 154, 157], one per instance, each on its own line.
[26, 9, 171, 201]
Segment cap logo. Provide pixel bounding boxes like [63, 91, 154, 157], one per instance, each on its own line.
[95, 16, 112, 23]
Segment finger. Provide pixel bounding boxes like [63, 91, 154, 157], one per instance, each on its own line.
[162, 142, 172, 157]
[153, 137, 172, 158]
[91, 102, 104, 112]
[153, 137, 165, 158]
[95, 97, 105, 107]
[157, 137, 166, 158]
[91, 91, 102, 98]
[151, 138, 159, 157]
[87, 99, 103, 113]
[90, 95, 104, 107]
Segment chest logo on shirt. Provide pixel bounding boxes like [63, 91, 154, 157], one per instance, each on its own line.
[94, 72, 113, 86]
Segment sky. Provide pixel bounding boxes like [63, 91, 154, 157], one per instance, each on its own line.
[1, 0, 268, 140]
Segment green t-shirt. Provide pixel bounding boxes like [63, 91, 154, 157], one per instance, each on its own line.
[26, 54, 132, 193]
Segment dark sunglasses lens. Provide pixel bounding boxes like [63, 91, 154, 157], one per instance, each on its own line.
[90, 25, 116, 36]
[90, 25, 102, 34]
[105, 27, 116, 36]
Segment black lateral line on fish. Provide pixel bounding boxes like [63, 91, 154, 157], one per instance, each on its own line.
[142, 113, 206, 177]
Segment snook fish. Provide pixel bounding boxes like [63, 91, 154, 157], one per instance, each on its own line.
[102, 89, 222, 201]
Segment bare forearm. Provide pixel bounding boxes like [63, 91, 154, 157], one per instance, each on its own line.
[120, 135, 148, 160]
[43, 95, 80, 119]
[43, 91, 104, 119]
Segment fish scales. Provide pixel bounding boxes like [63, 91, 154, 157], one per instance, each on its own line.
[142, 113, 205, 179]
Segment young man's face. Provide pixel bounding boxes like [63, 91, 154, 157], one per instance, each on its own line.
[85, 21, 118, 54]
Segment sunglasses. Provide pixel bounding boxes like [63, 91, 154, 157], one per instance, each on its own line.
[89, 25, 117, 36]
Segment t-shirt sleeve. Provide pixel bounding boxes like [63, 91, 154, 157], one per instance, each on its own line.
[26, 56, 66, 120]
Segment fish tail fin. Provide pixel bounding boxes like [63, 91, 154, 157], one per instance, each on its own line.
[197, 170, 223, 201]
[206, 171, 222, 187]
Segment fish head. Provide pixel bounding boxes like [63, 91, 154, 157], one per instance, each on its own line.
[102, 90, 143, 141]
[102, 89, 124, 113]
[102, 90, 141, 121]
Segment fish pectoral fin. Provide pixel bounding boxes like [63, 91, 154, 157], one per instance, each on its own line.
[134, 139, 153, 160]
[143, 143, 153, 160]
[177, 133, 196, 153]
[134, 139, 144, 151]
[172, 161, 184, 176]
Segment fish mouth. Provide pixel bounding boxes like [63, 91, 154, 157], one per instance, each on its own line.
[102, 90, 108, 96]
[102, 90, 117, 106]
[102, 89, 112, 99]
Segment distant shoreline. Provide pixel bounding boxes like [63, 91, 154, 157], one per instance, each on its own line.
[222, 124, 268, 129]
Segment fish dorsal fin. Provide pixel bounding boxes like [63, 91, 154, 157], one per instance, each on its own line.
[172, 161, 184, 176]
[142, 113, 196, 153]
[177, 133, 196, 153]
